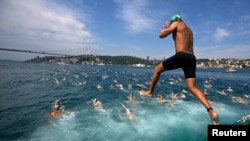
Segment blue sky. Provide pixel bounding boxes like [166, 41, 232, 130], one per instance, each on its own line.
[0, 0, 250, 61]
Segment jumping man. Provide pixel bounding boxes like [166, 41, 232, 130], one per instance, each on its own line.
[139, 14, 219, 125]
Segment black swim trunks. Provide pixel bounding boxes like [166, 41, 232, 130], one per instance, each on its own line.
[162, 52, 196, 79]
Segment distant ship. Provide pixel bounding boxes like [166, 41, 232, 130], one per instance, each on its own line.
[226, 67, 237, 72]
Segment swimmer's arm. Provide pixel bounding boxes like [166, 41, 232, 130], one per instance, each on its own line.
[159, 21, 177, 38]
[121, 103, 128, 111]
[232, 96, 240, 99]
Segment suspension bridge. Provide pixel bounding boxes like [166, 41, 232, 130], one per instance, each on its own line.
[0, 46, 91, 57]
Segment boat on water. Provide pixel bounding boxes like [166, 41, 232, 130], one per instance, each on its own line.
[226, 67, 237, 72]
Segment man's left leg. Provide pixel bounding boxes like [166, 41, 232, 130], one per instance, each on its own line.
[139, 63, 166, 96]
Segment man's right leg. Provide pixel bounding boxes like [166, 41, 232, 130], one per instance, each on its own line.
[185, 78, 219, 125]
[139, 63, 165, 96]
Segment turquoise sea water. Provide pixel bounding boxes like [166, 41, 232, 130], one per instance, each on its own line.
[0, 62, 249, 141]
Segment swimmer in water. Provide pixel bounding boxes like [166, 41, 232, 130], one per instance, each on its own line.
[232, 96, 247, 104]
[93, 98, 104, 111]
[157, 94, 164, 103]
[128, 94, 136, 103]
[170, 93, 184, 100]
[49, 100, 64, 117]
[121, 102, 135, 123]
[157, 94, 175, 107]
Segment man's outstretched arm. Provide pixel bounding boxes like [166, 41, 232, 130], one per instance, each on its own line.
[159, 21, 177, 38]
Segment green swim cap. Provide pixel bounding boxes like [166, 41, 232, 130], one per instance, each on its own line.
[170, 14, 181, 23]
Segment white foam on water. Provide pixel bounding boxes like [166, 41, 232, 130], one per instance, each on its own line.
[28, 95, 247, 141]
[29, 111, 81, 141]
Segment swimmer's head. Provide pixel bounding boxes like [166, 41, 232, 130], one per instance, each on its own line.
[94, 98, 97, 102]
[54, 100, 61, 105]
[170, 14, 182, 24]
[54, 105, 60, 110]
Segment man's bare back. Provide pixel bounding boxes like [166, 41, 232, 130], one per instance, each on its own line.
[159, 20, 194, 54]
[172, 22, 194, 54]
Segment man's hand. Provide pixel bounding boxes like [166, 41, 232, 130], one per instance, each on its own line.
[164, 21, 170, 28]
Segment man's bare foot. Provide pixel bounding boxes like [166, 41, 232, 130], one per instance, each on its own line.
[208, 110, 219, 125]
[138, 90, 152, 97]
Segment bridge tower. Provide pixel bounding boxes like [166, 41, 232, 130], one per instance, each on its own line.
[86, 46, 91, 58]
